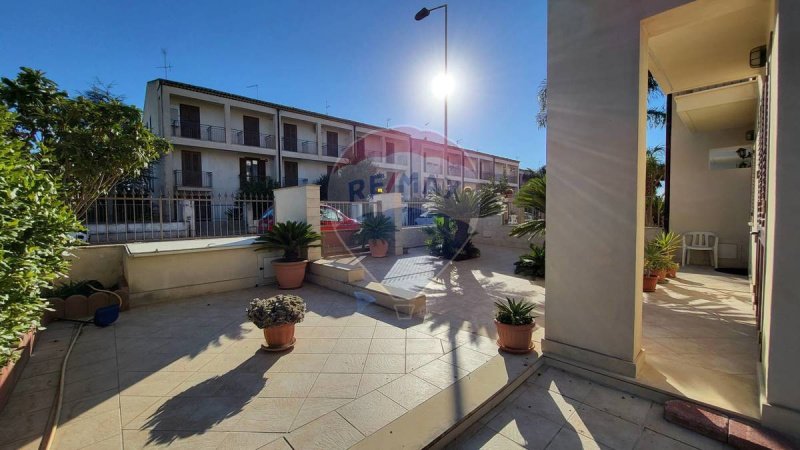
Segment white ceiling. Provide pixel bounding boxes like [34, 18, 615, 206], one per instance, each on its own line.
[674, 80, 758, 132]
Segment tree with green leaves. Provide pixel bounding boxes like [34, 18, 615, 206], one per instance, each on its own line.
[646, 145, 666, 226]
[0, 67, 170, 218]
[510, 175, 546, 239]
[0, 105, 81, 367]
[425, 188, 503, 259]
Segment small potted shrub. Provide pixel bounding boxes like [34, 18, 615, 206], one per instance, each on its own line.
[256, 221, 321, 289]
[355, 214, 397, 258]
[652, 231, 682, 277]
[667, 261, 680, 278]
[247, 294, 306, 350]
[643, 243, 660, 292]
[494, 297, 537, 353]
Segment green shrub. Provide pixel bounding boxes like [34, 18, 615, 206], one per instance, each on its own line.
[42, 280, 103, 298]
[423, 216, 480, 261]
[255, 220, 321, 262]
[514, 244, 545, 278]
[354, 214, 396, 245]
[495, 297, 537, 326]
[0, 106, 80, 367]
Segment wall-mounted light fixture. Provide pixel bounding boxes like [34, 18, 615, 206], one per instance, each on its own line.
[750, 45, 767, 68]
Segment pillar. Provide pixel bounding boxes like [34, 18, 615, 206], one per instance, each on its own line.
[273, 185, 322, 261]
[373, 192, 404, 256]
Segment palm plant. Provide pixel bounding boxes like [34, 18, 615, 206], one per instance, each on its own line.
[514, 244, 545, 279]
[495, 297, 537, 326]
[255, 221, 321, 262]
[426, 188, 503, 253]
[510, 175, 546, 239]
[354, 214, 396, 245]
[652, 231, 681, 259]
[646, 145, 666, 226]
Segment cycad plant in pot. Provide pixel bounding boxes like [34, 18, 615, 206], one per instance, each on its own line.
[652, 231, 682, 278]
[494, 297, 537, 353]
[247, 294, 305, 350]
[355, 214, 397, 258]
[643, 242, 661, 292]
[255, 221, 321, 289]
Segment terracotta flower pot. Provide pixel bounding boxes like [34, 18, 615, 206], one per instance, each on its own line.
[369, 239, 389, 258]
[263, 323, 296, 348]
[272, 260, 308, 289]
[643, 274, 659, 292]
[655, 268, 667, 282]
[495, 320, 535, 353]
[666, 266, 678, 278]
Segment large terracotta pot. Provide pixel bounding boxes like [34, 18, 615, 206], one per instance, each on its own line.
[643, 274, 659, 292]
[666, 266, 678, 278]
[263, 323, 296, 348]
[495, 320, 535, 353]
[272, 260, 308, 289]
[369, 239, 389, 258]
[655, 268, 667, 282]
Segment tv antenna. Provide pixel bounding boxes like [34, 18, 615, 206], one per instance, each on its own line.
[247, 84, 259, 99]
[386, 118, 391, 128]
[325, 99, 330, 115]
[157, 48, 173, 79]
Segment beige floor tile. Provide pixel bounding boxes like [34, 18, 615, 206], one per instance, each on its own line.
[256, 437, 293, 450]
[322, 354, 368, 373]
[378, 374, 440, 409]
[119, 371, 193, 397]
[368, 338, 405, 354]
[405, 353, 441, 372]
[581, 384, 652, 425]
[308, 373, 362, 398]
[634, 429, 697, 450]
[222, 398, 303, 433]
[51, 409, 121, 450]
[286, 412, 364, 450]
[330, 338, 372, 354]
[258, 372, 318, 398]
[291, 398, 351, 431]
[340, 327, 376, 339]
[546, 428, 609, 450]
[405, 338, 444, 354]
[456, 426, 525, 450]
[509, 384, 578, 425]
[566, 404, 644, 450]
[337, 390, 406, 436]
[289, 338, 337, 354]
[439, 346, 493, 371]
[269, 354, 329, 373]
[531, 367, 595, 402]
[120, 396, 163, 427]
[307, 326, 345, 339]
[411, 359, 469, 389]
[643, 404, 731, 450]
[363, 354, 405, 374]
[372, 327, 406, 339]
[357, 373, 403, 397]
[485, 403, 562, 448]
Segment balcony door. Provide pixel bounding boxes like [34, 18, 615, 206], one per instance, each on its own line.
[181, 150, 202, 187]
[284, 161, 299, 187]
[386, 142, 395, 163]
[240, 157, 266, 184]
[180, 104, 201, 139]
[283, 123, 298, 151]
[243, 116, 260, 146]
[326, 131, 339, 157]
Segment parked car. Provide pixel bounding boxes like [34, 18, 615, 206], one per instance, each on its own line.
[257, 205, 360, 234]
[415, 211, 436, 226]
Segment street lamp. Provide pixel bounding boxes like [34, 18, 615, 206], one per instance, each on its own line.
[415, 4, 460, 187]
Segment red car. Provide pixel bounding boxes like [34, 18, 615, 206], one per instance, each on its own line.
[257, 205, 361, 234]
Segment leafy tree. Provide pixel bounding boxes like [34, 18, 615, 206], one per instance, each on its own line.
[327, 159, 379, 201]
[645, 145, 666, 226]
[314, 173, 330, 201]
[536, 72, 666, 129]
[0, 67, 170, 218]
[425, 188, 503, 259]
[0, 106, 80, 367]
[510, 175, 546, 239]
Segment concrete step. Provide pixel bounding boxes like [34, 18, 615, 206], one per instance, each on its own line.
[309, 258, 365, 283]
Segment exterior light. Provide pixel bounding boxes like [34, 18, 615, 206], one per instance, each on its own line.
[415, 7, 431, 21]
[376, 187, 384, 194]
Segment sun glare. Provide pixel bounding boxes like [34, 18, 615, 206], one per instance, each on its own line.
[431, 73, 454, 99]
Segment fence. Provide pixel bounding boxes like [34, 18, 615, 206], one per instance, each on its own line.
[320, 200, 382, 256]
[83, 193, 272, 244]
[402, 201, 431, 227]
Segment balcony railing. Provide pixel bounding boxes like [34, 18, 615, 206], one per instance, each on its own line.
[464, 169, 478, 179]
[385, 154, 409, 165]
[230, 129, 276, 149]
[447, 165, 461, 176]
[322, 143, 347, 157]
[480, 171, 493, 181]
[175, 170, 213, 189]
[425, 163, 442, 174]
[282, 137, 318, 154]
[172, 121, 226, 143]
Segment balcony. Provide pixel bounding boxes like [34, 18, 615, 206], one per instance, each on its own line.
[447, 165, 461, 177]
[171, 121, 226, 143]
[230, 129, 276, 149]
[322, 143, 347, 158]
[464, 168, 478, 179]
[282, 137, 318, 155]
[174, 170, 212, 189]
[385, 154, 409, 166]
[480, 171, 493, 181]
[425, 162, 442, 174]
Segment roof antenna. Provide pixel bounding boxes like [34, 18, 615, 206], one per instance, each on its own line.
[157, 48, 173, 79]
[325, 99, 330, 115]
[247, 84, 259, 99]
[386, 118, 391, 128]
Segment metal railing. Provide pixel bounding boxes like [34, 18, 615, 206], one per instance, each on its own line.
[425, 163, 442, 174]
[230, 129, 276, 148]
[447, 165, 461, 176]
[320, 200, 382, 256]
[171, 120, 226, 143]
[281, 177, 310, 187]
[83, 193, 273, 244]
[401, 201, 432, 227]
[174, 170, 213, 189]
[464, 168, 478, 179]
[385, 154, 409, 165]
[322, 143, 347, 157]
[480, 171, 493, 180]
[282, 137, 318, 154]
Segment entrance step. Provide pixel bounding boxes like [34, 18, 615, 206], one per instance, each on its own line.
[309, 258, 365, 283]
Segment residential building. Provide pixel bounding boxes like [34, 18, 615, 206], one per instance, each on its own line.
[142, 79, 518, 205]
[546, 0, 799, 438]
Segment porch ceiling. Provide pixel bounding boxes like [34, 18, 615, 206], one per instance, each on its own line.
[644, 0, 771, 94]
[674, 80, 758, 132]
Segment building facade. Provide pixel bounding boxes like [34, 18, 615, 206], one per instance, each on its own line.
[142, 79, 518, 205]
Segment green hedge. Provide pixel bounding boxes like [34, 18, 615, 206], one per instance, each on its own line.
[0, 106, 79, 368]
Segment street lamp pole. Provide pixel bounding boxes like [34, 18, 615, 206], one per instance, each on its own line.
[415, 4, 454, 189]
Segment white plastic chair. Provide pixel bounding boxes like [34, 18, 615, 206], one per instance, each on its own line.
[682, 232, 718, 268]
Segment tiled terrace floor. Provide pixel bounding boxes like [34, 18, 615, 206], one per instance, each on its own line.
[452, 366, 732, 449]
[0, 283, 513, 449]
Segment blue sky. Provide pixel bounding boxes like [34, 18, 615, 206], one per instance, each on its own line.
[1, 0, 663, 170]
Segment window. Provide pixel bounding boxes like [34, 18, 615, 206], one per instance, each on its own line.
[180, 150, 202, 187]
[386, 142, 395, 163]
[321, 207, 341, 222]
[283, 123, 298, 151]
[240, 158, 265, 183]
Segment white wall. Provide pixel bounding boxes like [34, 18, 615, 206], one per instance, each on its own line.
[169, 95, 225, 128]
[669, 117, 753, 268]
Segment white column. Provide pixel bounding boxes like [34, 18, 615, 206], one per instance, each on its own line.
[273, 185, 322, 261]
[224, 104, 231, 144]
[373, 192, 404, 256]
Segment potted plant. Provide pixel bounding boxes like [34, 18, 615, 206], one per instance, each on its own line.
[494, 297, 537, 353]
[643, 243, 661, 292]
[355, 214, 397, 258]
[667, 261, 680, 278]
[246, 294, 305, 350]
[652, 231, 682, 277]
[255, 220, 321, 289]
